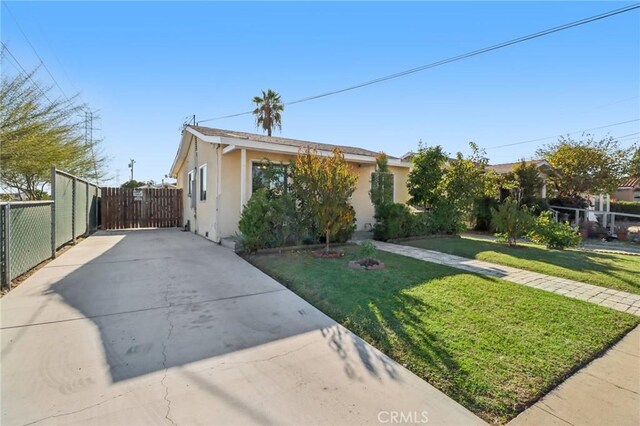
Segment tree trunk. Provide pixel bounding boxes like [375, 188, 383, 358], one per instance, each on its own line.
[325, 229, 330, 253]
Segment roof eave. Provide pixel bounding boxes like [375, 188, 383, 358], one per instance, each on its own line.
[218, 135, 410, 167]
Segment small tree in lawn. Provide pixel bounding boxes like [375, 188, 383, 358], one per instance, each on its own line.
[291, 147, 358, 253]
[491, 198, 533, 246]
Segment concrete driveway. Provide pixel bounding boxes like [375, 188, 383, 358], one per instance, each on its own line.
[1, 229, 483, 425]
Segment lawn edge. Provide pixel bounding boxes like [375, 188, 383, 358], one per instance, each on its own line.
[244, 248, 640, 425]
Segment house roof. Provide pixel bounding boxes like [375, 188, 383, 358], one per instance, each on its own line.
[486, 160, 552, 175]
[619, 177, 640, 189]
[189, 126, 394, 159]
[170, 125, 410, 176]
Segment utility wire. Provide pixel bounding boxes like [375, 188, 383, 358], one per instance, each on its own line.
[0, 42, 55, 105]
[197, 3, 640, 124]
[486, 119, 640, 149]
[2, 2, 77, 107]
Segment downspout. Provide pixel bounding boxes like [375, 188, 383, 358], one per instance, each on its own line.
[214, 144, 222, 243]
[193, 135, 198, 233]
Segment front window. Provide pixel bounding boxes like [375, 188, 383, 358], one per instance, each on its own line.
[187, 171, 194, 196]
[199, 164, 207, 201]
[370, 171, 394, 204]
[252, 162, 288, 194]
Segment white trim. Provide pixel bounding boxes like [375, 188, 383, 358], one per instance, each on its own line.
[240, 148, 247, 212]
[199, 163, 208, 202]
[187, 170, 194, 197]
[219, 136, 410, 168]
[185, 126, 222, 144]
[222, 145, 236, 155]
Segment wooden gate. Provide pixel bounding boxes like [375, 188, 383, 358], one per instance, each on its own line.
[101, 188, 183, 230]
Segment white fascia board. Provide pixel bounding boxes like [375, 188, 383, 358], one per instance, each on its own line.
[185, 126, 222, 144]
[222, 145, 236, 155]
[219, 136, 410, 168]
[169, 128, 222, 177]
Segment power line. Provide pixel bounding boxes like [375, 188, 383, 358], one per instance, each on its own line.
[197, 3, 640, 124]
[485, 119, 640, 150]
[2, 2, 77, 107]
[0, 42, 55, 104]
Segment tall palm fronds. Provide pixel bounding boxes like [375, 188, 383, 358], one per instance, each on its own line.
[252, 89, 283, 137]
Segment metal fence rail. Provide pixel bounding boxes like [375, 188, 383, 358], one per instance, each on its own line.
[550, 205, 640, 234]
[0, 168, 101, 290]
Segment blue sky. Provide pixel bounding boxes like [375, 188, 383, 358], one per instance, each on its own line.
[2, 1, 639, 184]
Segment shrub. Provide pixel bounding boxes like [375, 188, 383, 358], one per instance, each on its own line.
[491, 198, 533, 246]
[473, 197, 499, 231]
[238, 189, 298, 252]
[359, 240, 377, 259]
[610, 201, 640, 215]
[524, 197, 550, 215]
[238, 189, 272, 251]
[428, 201, 464, 234]
[527, 211, 581, 250]
[373, 203, 414, 241]
[329, 204, 357, 243]
[548, 196, 588, 209]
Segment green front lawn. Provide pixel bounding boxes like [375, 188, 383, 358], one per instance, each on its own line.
[249, 246, 638, 424]
[401, 236, 640, 295]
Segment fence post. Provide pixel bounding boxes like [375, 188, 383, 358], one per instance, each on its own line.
[610, 213, 616, 235]
[86, 182, 90, 236]
[95, 186, 99, 231]
[51, 167, 57, 259]
[2, 203, 11, 290]
[72, 177, 77, 244]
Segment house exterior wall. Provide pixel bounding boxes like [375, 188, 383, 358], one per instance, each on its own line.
[214, 149, 411, 239]
[614, 188, 639, 201]
[175, 137, 219, 242]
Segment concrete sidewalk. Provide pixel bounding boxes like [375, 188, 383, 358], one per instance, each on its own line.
[509, 326, 640, 426]
[373, 241, 640, 316]
[1, 229, 484, 425]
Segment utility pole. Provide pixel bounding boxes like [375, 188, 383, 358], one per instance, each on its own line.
[128, 159, 136, 182]
[84, 110, 99, 183]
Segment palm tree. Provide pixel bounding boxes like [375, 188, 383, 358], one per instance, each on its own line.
[252, 89, 283, 137]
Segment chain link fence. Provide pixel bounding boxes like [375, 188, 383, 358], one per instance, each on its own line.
[0, 168, 101, 290]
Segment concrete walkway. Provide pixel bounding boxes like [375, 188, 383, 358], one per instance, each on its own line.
[1, 229, 484, 426]
[373, 241, 640, 316]
[508, 325, 640, 426]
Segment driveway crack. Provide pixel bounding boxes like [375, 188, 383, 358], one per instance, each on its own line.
[21, 390, 134, 426]
[160, 280, 177, 426]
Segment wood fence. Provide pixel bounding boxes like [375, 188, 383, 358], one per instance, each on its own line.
[101, 188, 182, 229]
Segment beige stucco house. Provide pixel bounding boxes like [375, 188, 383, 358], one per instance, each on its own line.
[169, 126, 411, 243]
[613, 178, 640, 202]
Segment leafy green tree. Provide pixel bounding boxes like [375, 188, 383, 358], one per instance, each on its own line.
[505, 160, 544, 204]
[439, 142, 489, 220]
[369, 152, 394, 214]
[0, 70, 106, 199]
[121, 180, 148, 188]
[536, 135, 632, 198]
[406, 143, 448, 209]
[628, 147, 640, 179]
[252, 89, 284, 136]
[290, 147, 358, 253]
